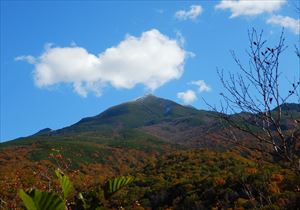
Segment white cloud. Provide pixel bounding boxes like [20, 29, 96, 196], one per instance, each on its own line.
[215, 0, 286, 18]
[16, 29, 188, 97]
[177, 90, 197, 105]
[175, 30, 185, 46]
[267, 15, 300, 35]
[175, 5, 203, 20]
[15, 55, 36, 64]
[190, 80, 211, 92]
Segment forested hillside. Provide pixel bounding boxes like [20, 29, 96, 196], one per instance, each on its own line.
[1, 96, 299, 209]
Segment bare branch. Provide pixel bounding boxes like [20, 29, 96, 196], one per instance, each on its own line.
[214, 28, 300, 172]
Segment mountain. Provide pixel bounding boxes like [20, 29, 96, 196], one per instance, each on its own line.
[2, 95, 299, 149]
[23, 94, 220, 148]
[32, 128, 52, 135]
[54, 94, 207, 133]
[1, 95, 299, 209]
[0, 95, 226, 174]
[273, 102, 300, 112]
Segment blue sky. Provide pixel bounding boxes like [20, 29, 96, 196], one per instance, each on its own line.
[1, 0, 299, 141]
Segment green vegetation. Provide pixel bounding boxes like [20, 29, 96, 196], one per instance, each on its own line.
[18, 169, 73, 210]
[52, 95, 211, 133]
[19, 169, 135, 210]
[19, 189, 65, 210]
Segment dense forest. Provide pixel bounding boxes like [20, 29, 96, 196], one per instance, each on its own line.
[1, 145, 300, 209]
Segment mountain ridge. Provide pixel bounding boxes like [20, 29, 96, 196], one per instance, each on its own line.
[48, 94, 205, 135]
[1, 95, 299, 147]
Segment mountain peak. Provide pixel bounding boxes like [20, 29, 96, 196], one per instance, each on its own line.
[60, 95, 201, 133]
[134, 94, 157, 102]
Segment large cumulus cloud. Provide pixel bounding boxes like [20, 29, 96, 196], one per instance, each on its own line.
[16, 29, 188, 97]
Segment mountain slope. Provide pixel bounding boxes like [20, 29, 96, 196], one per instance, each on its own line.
[35, 94, 221, 149]
[55, 94, 205, 134]
[2, 95, 299, 150]
[0, 94, 226, 175]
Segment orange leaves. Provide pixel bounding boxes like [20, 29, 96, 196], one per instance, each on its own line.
[271, 173, 284, 183]
[213, 177, 226, 186]
[244, 167, 258, 175]
[267, 173, 284, 194]
[267, 182, 280, 194]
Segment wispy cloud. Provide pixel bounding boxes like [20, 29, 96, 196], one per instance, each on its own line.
[16, 29, 189, 97]
[175, 30, 185, 46]
[175, 5, 203, 21]
[215, 0, 286, 18]
[190, 80, 211, 93]
[177, 90, 197, 105]
[15, 55, 36, 64]
[267, 15, 300, 35]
